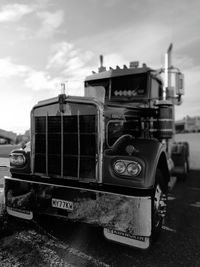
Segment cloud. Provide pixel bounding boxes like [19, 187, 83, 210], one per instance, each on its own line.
[24, 70, 60, 92]
[36, 10, 64, 38]
[175, 64, 200, 119]
[35, 0, 52, 9]
[90, 0, 120, 7]
[103, 0, 120, 7]
[184, 66, 200, 97]
[0, 41, 93, 97]
[0, 92, 32, 133]
[0, 56, 62, 133]
[0, 3, 65, 39]
[103, 53, 127, 69]
[0, 4, 33, 22]
[0, 57, 60, 93]
[0, 58, 30, 77]
[47, 42, 75, 68]
[46, 41, 97, 96]
[78, 22, 172, 69]
[0, 55, 84, 99]
[47, 41, 94, 78]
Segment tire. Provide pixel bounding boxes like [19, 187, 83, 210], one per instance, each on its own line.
[152, 169, 167, 240]
[186, 157, 190, 173]
[183, 160, 188, 180]
[179, 158, 189, 182]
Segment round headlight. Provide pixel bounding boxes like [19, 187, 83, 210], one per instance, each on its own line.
[127, 162, 141, 176]
[113, 160, 126, 174]
[10, 153, 26, 166]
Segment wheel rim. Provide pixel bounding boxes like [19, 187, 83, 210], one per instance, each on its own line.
[154, 184, 167, 228]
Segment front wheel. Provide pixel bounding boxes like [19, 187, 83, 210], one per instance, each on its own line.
[152, 169, 167, 240]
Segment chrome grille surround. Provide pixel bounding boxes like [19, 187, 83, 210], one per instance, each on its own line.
[31, 97, 104, 183]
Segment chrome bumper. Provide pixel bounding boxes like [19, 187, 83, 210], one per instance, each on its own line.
[5, 176, 152, 237]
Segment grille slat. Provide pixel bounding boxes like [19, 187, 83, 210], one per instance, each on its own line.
[34, 103, 98, 181]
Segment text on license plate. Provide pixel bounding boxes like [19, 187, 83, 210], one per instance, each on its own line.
[52, 198, 74, 211]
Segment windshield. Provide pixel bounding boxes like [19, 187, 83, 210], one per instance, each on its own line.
[111, 73, 148, 101]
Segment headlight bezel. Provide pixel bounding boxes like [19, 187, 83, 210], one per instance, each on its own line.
[112, 159, 142, 177]
[113, 160, 126, 174]
[9, 152, 26, 167]
[126, 162, 142, 176]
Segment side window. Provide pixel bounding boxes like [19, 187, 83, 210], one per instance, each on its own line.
[107, 119, 141, 147]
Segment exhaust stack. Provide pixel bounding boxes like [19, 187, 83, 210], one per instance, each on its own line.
[164, 43, 173, 100]
[98, 55, 106, 73]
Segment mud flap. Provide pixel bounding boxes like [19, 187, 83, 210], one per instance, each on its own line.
[103, 228, 150, 249]
[103, 195, 151, 249]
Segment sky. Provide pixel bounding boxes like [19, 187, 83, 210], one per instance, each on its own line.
[0, 0, 200, 133]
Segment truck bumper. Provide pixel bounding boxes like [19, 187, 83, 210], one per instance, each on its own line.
[5, 176, 152, 249]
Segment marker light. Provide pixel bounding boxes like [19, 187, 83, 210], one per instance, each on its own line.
[114, 90, 137, 97]
[9, 153, 26, 167]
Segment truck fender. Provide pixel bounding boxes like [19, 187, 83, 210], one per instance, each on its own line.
[104, 135, 170, 189]
[130, 140, 170, 189]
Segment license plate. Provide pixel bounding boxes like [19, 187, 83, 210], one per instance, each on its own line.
[52, 198, 74, 211]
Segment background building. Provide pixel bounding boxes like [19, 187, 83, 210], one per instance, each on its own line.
[175, 116, 200, 133]
[0, 129, 17, 144]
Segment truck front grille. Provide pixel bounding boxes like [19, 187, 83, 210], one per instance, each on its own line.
[33, 103, 98, 181]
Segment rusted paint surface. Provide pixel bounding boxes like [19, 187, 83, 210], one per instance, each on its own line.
[67, 194, 151, 236]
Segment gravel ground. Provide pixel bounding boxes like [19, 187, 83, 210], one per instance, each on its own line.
[0, 135, 200, 266]
[0, 170, 200, 266]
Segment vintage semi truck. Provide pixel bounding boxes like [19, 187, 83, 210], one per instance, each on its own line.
[4, 44, 189, 249]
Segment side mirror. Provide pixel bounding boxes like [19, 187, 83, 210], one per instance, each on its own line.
[175, 72, 184, 96]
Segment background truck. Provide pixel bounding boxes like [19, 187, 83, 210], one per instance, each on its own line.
[5, 44, 189, 249]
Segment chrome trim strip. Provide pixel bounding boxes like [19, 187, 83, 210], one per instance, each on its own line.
[157, 119, 173, 122]
[150, 129, 173, 132]
[31, 110, 35, 175]
[97, 102, 104, 183]
[77, 109, 80, 180]
[46, 113, 48, 176]
[108, 78, 112, 100]
[4, 176, 150, 200]
[61, 113, 64, 177]
[152, 118, 173, 122]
